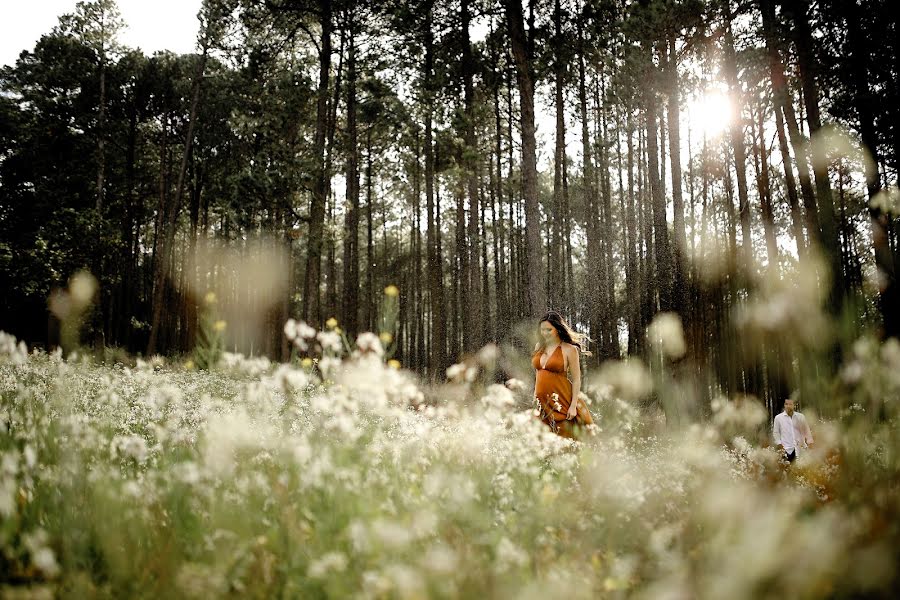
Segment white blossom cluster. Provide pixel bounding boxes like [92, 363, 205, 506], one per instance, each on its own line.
[0, 329, 898, 598]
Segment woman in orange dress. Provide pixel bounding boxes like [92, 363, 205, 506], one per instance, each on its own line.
[531, 311, 594, 439]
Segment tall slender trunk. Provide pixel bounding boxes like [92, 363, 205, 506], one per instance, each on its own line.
[365, 129, 375, 333]
[504, 0, 546, 315]
[147, 43, 208, 355]
[302, 0, 332, 326]
[723, 8, 753, 268]
[551, 0, 566, 309]
[645, 80, 671, 314]
[325, 28, 345, 321]
[754, 103, 779, 265]
[425, 5, 446, 376]
[461, 0, 483, 348]
[597, 73, 616, 356]
[785, 0, 845, 305]
[666, 33, 688, 319]
[840, 0, 898, 337]
[342, 29, 360, 338]
[578, 18, 600, 354]
[760, 0, 806, 257]
[626, 107, 639, 353]
[492, 27, 508, 337]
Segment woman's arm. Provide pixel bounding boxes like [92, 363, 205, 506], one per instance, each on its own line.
[566, 345, 581, 419]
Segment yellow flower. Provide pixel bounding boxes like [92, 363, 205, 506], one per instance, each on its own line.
[301, 357, 313, 368]
[326, 317, 338, 329]
[384, 284, 399, 297]
[184, 359, 195, 370]
[379, 332, 393, 344]
[213, 320, 227, 332]
[387, 359, 401, 370]
[204, 291, 217, 305]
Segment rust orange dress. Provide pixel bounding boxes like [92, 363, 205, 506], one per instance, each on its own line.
[532, 344, 594, 439]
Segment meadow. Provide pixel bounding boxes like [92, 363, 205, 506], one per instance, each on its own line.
[2, 317, 899, 599]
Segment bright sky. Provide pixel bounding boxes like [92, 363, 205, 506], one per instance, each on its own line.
[1, 0, 202, 67]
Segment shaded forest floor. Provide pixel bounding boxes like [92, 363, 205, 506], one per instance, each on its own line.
[1, 332, 899, 599]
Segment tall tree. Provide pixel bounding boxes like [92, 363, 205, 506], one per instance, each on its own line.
[302, 0, 332, 326]
[461, 0, 485, 348]
[342, 13, 360, 338]
[837, 0, 899, 338]
[504, 0, 546, 316]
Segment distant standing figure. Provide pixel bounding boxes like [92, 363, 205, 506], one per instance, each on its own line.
[531, 311, 594, 440]
[773, 397, 814, 463]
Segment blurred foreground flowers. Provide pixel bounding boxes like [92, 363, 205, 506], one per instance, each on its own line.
[1, 325, 899, 599]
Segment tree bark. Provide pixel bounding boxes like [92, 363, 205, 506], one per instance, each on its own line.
[461, 0, 484, 349]
[147, 43, 208, 355]
[424, 4, 446, 377]
[343, 29, 360, 338]
[504, 0, 546, 316]
[840, 0, 898, 338]
[302, 0, 332, 326]
[722, 8, 753, 268]
[784, 0, 845, 306]
[760, 0, 806, 257]
[666, 32, 688, 317]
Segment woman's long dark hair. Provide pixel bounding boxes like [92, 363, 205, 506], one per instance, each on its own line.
[539, 311, 593, 356]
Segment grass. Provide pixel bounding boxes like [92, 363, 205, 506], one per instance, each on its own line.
[1, 324, 899, 599]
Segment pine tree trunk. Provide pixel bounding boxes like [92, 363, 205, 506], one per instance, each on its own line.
[325, 28, 345, 322]
[645, 84, 672, 315]
[302, 0, 332, 326]
[723, 8, 753, 269]
[666, 33, 688, 316]
[425, 5, 446, 377]
[342, 30, 360, 338]
[785, 0, 845, 306]
[366, 129, 375, 334]
[578, 20, 600, 355]
[760, 0, 806, 257]
[505, 0, 546, 316]
[753, 103, 779, 265]
[147, 43, 208, 356]
[840, 0, 899, 337]
[461, 0, 484, 349]
[492, 36, 508, 338]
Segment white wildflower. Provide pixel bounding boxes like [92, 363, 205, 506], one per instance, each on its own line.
[317, 331, 343, 354]
[23, 445, 37, 469]
[355, 332, 384, 357]
[283, 319, 298, 341]
[480, 384, 516, 409]
[495, 536, 529, 571]
[505, 378, 526, 392]
[307, 551, 348, 578]
[112, 435, 149, 463]
[421, 544, 458, 574]
[318, 356, 341, 378]
[270, 364, 309, 391]
[32, 547, 60, 578]
[297, 320, 316, 339]
[446, 363, 466, 382]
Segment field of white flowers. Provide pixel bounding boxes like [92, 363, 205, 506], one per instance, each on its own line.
[2, 325, 899, 599]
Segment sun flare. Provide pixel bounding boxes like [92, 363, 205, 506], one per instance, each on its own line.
[687, 90, 734, 137]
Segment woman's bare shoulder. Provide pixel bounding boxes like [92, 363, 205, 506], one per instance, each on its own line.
[562, 342, 579, 354]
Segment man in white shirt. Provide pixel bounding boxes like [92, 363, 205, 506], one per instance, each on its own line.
[773, 397, 813, 463]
